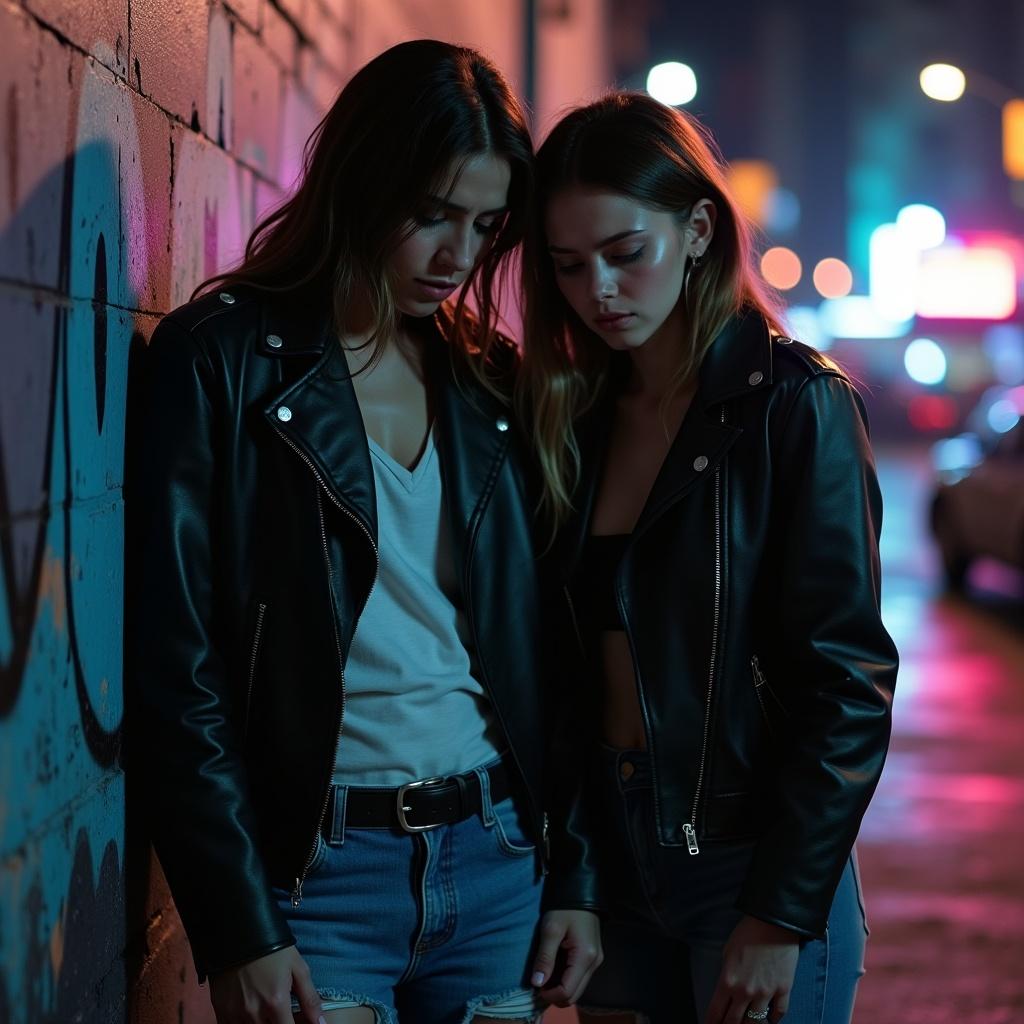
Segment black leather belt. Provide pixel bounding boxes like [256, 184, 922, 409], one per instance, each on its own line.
[331, 759, 513, 833]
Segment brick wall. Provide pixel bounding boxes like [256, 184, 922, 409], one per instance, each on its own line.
[0, 1, 608, 1021]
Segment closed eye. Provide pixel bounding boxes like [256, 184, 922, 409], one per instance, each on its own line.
[554, 261, 584, 275]
[611, 247, 644, 263]
[474, 216, 504, 235]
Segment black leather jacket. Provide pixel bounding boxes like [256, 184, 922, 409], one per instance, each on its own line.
[126, 288, 597, 978]
[561, 309, 898, 939]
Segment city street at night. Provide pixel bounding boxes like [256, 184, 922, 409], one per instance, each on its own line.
[855, 448, 1024, 1022]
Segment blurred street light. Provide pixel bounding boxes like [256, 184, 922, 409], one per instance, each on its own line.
[904, 337, 948, 386]
[919, 62, 1024, 181]
[727, 160, 778, 226]
[760, 246, 802, 290]
[646, 62, 697, 106]
[919, 63, 966, 102]
[896, 204, 946, 249]
[813, 258, 853, 299]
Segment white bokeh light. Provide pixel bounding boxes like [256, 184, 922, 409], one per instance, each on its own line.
[896, 204, 946, 249]
[904, 338, 948, 386]
[646, 62, 698, 106]
[920, 63, 966, 102]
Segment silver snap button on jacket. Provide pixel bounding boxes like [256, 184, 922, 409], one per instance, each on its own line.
[496, 418, 509, 432]
[748, 371, 764, 386]
[693, 455, 709, 472]
[276, 406, 292, 422]
[266, 334, 284, 349]
[219, 292, 235, 304]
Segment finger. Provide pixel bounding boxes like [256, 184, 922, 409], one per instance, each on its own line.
[531, 920, 566, 987]
[704, 979, 732, 1024]
[292, 962, 326, 1024]
[567, 948, 604, 1004]
[770, 986, 789, 1022]
[722, 994, 754, 1024]
[560, 944, 603, 1004]
[260, 990, 297, 1024]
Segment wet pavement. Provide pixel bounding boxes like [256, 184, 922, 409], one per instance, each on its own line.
[552, 445, 1024, 1023]
[854, 447, 1024, 1022]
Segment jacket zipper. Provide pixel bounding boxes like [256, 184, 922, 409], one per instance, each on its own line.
[271, 426, 379, 906]
[616, 563, 660, 809]
[750, 654, 775, 738]
[686, 405, 727, 856]
[244, 602, 267, 736]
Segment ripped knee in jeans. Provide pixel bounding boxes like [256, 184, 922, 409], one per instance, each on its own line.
[292, 989, 391, 1024]
[463, 985, 545, 1023]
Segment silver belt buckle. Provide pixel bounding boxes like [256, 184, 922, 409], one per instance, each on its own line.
[396, 776, 446, 832]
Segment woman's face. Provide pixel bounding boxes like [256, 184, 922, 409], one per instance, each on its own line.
[388, 152, 512, 316]
[545, 187, 699, 351]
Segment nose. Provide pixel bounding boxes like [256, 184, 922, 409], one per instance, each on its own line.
[592, 264, 618, 303]
[438, 224, 475, 273]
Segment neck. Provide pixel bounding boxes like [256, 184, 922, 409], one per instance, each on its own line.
[625, 302, 691, 402]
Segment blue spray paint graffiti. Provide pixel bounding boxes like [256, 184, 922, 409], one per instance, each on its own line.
[0, 56, 142, 1021]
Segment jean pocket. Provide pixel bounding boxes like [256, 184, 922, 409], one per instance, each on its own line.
[491, 796, 537, 858]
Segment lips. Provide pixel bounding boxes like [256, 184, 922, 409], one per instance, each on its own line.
[594, 312, 635, 328]
[415, 279, 459, 301]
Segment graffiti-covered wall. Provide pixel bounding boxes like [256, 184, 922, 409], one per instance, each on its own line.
[0, 1, 608, 1022]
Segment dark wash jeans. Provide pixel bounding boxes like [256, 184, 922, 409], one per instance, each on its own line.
[580, 745, 868, 1024]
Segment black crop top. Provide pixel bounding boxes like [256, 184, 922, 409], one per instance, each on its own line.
[572, 533, 629, 632]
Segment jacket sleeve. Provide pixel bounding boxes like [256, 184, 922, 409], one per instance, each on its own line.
[537, 554, 605, 915]
[125, 315, 295, 977]
[737, 372, 898, 938]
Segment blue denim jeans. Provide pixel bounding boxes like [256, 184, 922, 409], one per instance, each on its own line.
[580, 746, 869, 1024]
[273, 762, 545, 1024]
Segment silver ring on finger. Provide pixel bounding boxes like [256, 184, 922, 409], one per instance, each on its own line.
[744, 1010, 770, 1021]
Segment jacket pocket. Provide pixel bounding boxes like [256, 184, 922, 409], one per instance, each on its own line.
[750, 654, 788, 741]
[245, 602, 268, 736]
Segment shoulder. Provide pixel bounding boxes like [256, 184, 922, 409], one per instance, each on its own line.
[156, 285, 262, 352]
[771, 335, 849, 384]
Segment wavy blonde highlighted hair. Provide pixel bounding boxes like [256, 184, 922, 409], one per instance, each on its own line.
[517, 92, 785, 539]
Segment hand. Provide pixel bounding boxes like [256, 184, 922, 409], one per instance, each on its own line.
[531, 908, 604, 1007]
[705, 915, 800, 1024]
[209, 945, 325, 1024]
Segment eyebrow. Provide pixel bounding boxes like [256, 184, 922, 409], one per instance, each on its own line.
[424, 195, 508, 217]
[548, 229, 645, 254]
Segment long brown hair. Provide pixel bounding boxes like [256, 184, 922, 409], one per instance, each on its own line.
[195, 39, 533, 389]
[517, 92, 784, 535]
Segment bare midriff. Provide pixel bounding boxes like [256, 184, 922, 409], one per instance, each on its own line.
[599, 630, 648, 750]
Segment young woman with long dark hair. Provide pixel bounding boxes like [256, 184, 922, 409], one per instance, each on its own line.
[127, 40, 601, 1024]
[518, 93, 898, 1024]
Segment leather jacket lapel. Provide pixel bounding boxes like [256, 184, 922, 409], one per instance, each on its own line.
[429, 339, 512, 584]
[632, 410, 741, 538]
[263, 341, 378, 541]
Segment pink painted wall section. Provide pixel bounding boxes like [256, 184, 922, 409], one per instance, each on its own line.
[0, 3, 609, 1022]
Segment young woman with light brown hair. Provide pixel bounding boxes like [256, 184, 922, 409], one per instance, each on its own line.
[519, 92, 898, 1024]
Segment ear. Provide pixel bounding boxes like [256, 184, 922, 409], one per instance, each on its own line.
[687, 198, 717, 257]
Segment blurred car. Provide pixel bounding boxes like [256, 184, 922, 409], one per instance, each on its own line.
[930, 385, 1024, 590]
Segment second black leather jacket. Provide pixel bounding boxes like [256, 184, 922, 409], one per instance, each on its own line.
[126, 288, 598, 977]
[561, 309, 899, 939]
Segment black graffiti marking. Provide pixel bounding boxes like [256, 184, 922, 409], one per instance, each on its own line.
[1, 137, 123, 768]
[93, 232, 108, 434]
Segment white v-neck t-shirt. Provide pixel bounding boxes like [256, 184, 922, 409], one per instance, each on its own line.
[332, 427, 505, 786]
